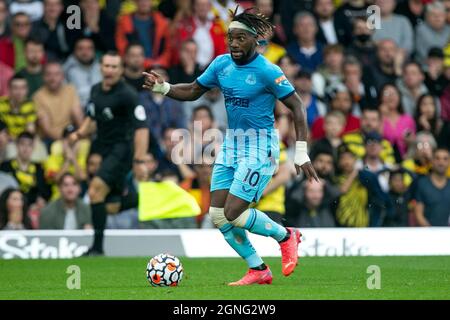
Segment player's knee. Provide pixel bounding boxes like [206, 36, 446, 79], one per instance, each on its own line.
[209, 207, 227, 228]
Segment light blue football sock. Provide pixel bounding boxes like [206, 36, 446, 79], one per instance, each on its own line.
[219, 223, 264, 268]
[244, 208, 288, 242]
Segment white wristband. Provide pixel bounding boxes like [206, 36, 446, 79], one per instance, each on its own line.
[152, 81, 171, 95]
[294, 141, 310, 166]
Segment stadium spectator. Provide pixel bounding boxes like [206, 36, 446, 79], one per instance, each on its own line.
[0, 120, 8, 163]
[9, 0, 43, 22]
[445, 0, 450, 24]
[363, 39, 403, 93]
[372, 0, 414, 55]
[414, 148, 450, 227]
[312, 44, 344, 99]
[31, 0, 70, 61]
[123, 43, 146, 93]
[210, 0, 242, 28]
[342, 56, 377, 113]
[63, 37, 102, 109]
[345, 17, 377, 68]
[0, 74, 36, 139]
[310, 111, 345, 162]
[33, 61, 84, 143]
[185, 87, 227, 131]
[285, 179, 338, 228]
[0, 60, 14, 97]
[380, 83, 416, 160]
[314, 0, 344, 45]
[256, 28, 287, 64]
[16, 38, 45, 98]
[287, 11, 323, 73]
[343, 108, 396, 165]
[333, 0, 368, 46]
[293, 70, 325, 128]
[254, 0, 286, 46]
[116, 0, 171, 68]
[402, 131, 438, 182]
[168, 39, 202, 85]
[188, 105, 221, 158]
[277, 54, 301, 84]
[415, 1, 450, 65]
[0, 132, 50, 206]
[424, 47, 447, 97]
[0, 12, 32, 71]
[384, 168, 411, 227]
[0, 188, 31, 230]
[394, 0, 425, 28]
[311, 84, 360, 140]
[0, 0, 9, 38]
[310, 148, 335, 182]
[396, 62, 429, 116]
[80, 152, 102, 202]
[171, 0, 227, 69]
[414, 94, 443, 142]
[39, 173, 92, 230]
[44, 125, 90, 200]
[139, 66, 186, 144]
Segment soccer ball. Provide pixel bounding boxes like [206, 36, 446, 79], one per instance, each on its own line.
[146, 253, 183, 287]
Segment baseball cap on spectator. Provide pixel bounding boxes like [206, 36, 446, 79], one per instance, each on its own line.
[364, 131, 383, 144]
[428, 47, 444, 59]
[62, 124, 77, 138]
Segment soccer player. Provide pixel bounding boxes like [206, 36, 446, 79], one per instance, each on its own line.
[69, 51, 149, 255]
[143, 8, 318, 285]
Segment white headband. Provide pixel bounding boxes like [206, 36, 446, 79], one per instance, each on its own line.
[228, 21, 257, 35]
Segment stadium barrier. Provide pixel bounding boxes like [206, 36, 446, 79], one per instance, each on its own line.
[0, 228, 449, 259]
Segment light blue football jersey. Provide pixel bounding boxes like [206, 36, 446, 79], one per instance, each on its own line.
[196, 53, 295, 166]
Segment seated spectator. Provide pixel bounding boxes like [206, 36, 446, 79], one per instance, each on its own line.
[139, 66, 186, 144]
[285, 179, 339, 228]
[0, 0, 9, 38]
[312, 44, 344, 99]
[0, 188, 31, 230]
[44, 125, 90, 200]
[415, 1, 450, 65]
[116, 0, 171, 68]
[254, 0, 286, 46]
[168, 39, 202, 85]
[372, 0, 414, 56]
[311, 84, 360, 140]
[171, 0, 227, 69]
[345, 17, 377, 68]
[287, 11, 323, 73]
[424, 48, 447, 97]
[394, 0, 425, 28]
[0, 120, 8, 163]
[31, 0, 70, 61]
[277, 54, 300, 83]
[80, 152, 102, 202]
[314, 0, 344, 45]
[343, 108, 396, 165]
[396, 62, 429, 116]
[310, 148, 335, 182]
[0, 132, 50, 206]
[293, 70, 326, 128]
[180, 162, 212, 228]
[33, 61, 84, 143]
[414, 94, 443, 142]
[0, 60, 14, 97]
[343, 56, 377, 113]
[311, 111, 345, 162]
[362, 39, 403, 94]
[380, 84, 416, 160]
[333, 0, 368, 46]
[9, 0, 43, 22]
[39, 173, 92, 229]
[16, 38, 44, 98]
[63, 37, 102, 110]
[384, 168, 411, 227]
[123, 43, 146, 93]
[0, 74, 36, 139]
[0, 12, 32, 71]
[413, 148, 450, 226]
[67, 0, 116, 53]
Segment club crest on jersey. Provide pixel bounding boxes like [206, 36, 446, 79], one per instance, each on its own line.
[245, 73, 256, 85]
[102, 107, 114, 120]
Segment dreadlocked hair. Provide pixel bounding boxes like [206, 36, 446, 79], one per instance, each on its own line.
[229, 6, 274, 38]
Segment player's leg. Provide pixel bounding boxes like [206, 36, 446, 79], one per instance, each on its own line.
[87, 176, 111, 254]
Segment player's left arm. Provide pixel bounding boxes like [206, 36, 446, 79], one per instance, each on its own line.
[281, 93, 319, 181]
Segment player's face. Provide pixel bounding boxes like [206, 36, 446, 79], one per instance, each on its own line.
[228, 29, 257, 64]
[101, 55, 123, 87]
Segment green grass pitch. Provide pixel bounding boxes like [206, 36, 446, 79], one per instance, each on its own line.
[1, 256, 449, 300]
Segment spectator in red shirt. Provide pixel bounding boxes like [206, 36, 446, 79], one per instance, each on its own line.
[311, 84, 360, 140]
[116, 0, 171, 68]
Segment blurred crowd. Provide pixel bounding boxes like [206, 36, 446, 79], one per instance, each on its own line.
[0, 0, 449, 231]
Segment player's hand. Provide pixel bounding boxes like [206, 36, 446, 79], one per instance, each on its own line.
[296, 162, 319, 182]
[142, 71, 164, 90]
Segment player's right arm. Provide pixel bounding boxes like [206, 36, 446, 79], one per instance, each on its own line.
[143, 71, 207, 101]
